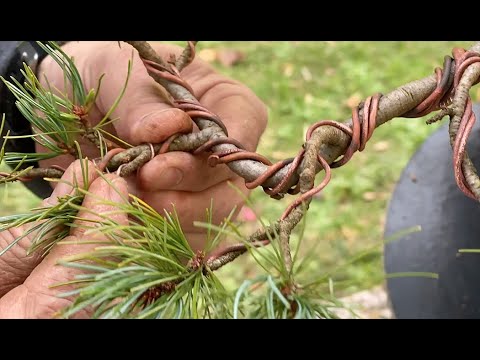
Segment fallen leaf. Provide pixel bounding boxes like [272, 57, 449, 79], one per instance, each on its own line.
[345, 93, 362, 109]
[217, 49, 245, 67]
[410, 173, 417, 183]
[301, 66, 313, 82]
[283, 63, 294, 77]
[341, 227, 358, 242]
[363, 192, 379, 201]
[324, 67, 336, 76]
[198, 49, 217, 63]
[238, 206, 257, 222]
[373, 141, 390, 152]
[304, 93, 314, 104]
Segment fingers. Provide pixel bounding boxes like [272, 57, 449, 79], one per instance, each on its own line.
[0, 174, 129, 318]
[79, 41, 193, 145]
[38, 41, 193, 146]
[94, 42, 193, 144]
[201, 84, 268, 152]
[149, 42, 268, 151]
[46, 174, 128, 260]
[69, 175, 129, 238]
[133, 48, 267, 192]
[0, 160, 98, 298]
[137, 151, 235, 192]
[140, 177, 249, 250]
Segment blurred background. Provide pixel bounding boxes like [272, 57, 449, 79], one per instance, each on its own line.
[1, 41, 475, 316]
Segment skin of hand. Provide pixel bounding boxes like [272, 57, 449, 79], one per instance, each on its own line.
[36, 41, 268, 253]
[0, 160, 129, 318]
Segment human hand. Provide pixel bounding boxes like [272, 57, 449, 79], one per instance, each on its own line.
[36, 41, 268, 251]
[0, 160, 128, 318]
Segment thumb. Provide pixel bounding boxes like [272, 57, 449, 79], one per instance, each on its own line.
[0, 159, 98, 298]
[86, 41, 193, 145]
[42, 159, 99, 206]
[69, 174, 129, 239]
[45, 173, 129, 259]
[4, 175, 130, 318]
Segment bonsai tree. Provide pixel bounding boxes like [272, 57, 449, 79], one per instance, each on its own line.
[0, 41, 479, 318]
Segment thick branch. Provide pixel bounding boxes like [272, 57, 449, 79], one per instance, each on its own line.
[12, 42, 480, 193]
[108, 128, 217, 172]
[207, 130, 326, 272]
[449, 55, 480, 198]
[126, 41, 480, 194]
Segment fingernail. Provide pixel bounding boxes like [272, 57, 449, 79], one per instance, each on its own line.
[107, 177, 128, 201]
[111, 177, 124, 185]
[110, 176, 128, 192]
[160, 167, 184, 188]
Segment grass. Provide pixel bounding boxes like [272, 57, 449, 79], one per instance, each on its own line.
[0, 166, 42, 214]
[1, 41, 476, 302]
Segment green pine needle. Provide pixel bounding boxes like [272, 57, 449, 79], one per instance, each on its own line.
[36, 41, 87, 105]
[1, 41, 133, 163]
[0, 114, 7, 163]
[54, 187, 235, 319]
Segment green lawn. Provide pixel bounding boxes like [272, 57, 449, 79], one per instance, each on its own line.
[1, 41, 476, 300]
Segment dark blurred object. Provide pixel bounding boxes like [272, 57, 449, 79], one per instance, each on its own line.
[216, 49, 245, 67]
[384, 103, 480, 319]
[198, 48, 245, 67]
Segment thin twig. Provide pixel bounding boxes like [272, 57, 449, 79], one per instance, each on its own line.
[0, 167, 64, 183]
[175, 41, 198, 72]
[206, 222, 280, 271]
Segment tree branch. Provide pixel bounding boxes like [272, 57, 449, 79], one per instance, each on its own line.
[22, 42, 480, 195]
[450, 58, 480, 198]
[121, 41, 474, 194]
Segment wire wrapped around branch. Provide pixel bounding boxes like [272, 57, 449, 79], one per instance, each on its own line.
[5, 41, 480, 276]
[105, 42, 480, 199]
[203, 94, 383, 269]
[403, 55, 455, 118]
[447, 49, 480, 200]
[9, 42, 480, 210]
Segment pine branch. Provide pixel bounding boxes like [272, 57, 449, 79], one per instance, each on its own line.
[3, 41, 480, 318]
